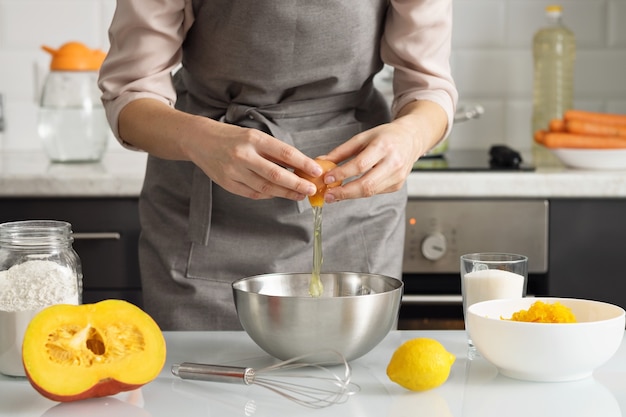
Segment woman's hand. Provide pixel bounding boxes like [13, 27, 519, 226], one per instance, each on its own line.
[322, 100, 448, 203]
[184, 120, 323, 201]
[118, 98, 323, 201]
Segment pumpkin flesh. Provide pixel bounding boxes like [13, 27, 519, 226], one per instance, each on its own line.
[22, 300, 166, 402]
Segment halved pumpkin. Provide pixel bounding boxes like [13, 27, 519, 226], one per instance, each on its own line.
[22, 299, 166, 402]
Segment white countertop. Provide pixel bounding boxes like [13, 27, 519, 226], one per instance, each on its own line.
[1, 150, 626, 198]
[0, 151, 148, 197]
[1, 330, 624, 416]
[406, 168, 626, 198]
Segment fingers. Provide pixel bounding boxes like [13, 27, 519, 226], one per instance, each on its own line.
[200, 123, 414, 203]
[324, 162, 408, 203]
[201, 127, 324, 201]
[252, 165, 317, 200]
[324, 173, 406, 203]
[227, 178, 310, 201]
[322, 130, 414, 202]
[255, 142, 323, 198]
[222, 162, 318, 201]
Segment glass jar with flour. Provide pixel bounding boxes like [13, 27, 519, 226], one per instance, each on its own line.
[0, 220, 82, 376]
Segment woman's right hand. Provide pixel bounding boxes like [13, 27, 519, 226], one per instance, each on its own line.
[184, 118, 324, 201]
[118, 98, 323, 201]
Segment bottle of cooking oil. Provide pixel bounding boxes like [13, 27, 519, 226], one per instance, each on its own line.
[532, 5, 576, 166]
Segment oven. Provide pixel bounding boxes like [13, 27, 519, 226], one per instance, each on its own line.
[399, 198, 550, 330]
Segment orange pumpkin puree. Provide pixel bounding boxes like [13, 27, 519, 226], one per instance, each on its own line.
[504, 300, 577, 323]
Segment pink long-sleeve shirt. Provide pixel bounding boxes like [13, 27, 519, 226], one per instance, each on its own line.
[98, 0, 458, 146]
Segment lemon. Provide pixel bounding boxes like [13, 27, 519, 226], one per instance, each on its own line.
[386, 338, 456, 391]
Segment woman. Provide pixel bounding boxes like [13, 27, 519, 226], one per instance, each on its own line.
[98, 0, 457, 330]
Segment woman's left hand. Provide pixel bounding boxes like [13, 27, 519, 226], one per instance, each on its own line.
[322, 100, 449, 203]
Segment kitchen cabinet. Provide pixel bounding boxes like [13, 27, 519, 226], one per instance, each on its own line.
[2, 196, 626, 320]
[549, 198, 626, 310]
[0, 197, 142, 307]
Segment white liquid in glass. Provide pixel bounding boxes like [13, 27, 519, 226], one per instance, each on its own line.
[463, 268, 525, 310]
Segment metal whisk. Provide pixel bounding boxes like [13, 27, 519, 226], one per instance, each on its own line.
[171, 350, 358, 409]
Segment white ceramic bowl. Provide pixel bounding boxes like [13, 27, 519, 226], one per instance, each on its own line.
[550, 148, 626, 170]
[467, 297, 625, 382]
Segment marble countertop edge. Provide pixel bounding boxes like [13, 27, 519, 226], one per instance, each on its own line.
[2, 150, 626, 199]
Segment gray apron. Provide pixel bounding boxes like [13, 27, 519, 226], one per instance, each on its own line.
[139, 0, 407, 330]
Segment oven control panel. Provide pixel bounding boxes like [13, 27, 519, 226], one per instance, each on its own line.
[403, 199, 548, 274]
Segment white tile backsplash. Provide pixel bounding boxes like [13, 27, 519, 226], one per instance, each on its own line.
[609, 1, 626, 46]
[1, 1, 102, 49]
[450, 0, 626, 151]
[0, 0, 624, 152]
[452, 0, 507, 48]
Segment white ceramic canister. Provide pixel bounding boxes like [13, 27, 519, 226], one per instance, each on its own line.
[0, 220, 82, 377]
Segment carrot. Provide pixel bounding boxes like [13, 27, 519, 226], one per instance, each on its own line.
[564, 110, 626, 127]
[549, 118, 565, 132]
[534, 129, 547, 144]
[565, 119, 626, 137]
[540, 132, 626, 149]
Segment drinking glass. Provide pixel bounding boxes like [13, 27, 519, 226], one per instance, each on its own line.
[460, 253, 528, 359]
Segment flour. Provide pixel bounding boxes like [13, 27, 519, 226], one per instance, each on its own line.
[0, 259, 79, 376]
[0, 310, 40, 376]
[0, 259, 79, 312]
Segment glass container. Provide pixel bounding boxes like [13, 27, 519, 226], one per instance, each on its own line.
[0, 220, 82, 376]
[38, 42, 109, 162]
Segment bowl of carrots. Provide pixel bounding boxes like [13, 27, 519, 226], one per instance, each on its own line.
[534, 110, 626, 169]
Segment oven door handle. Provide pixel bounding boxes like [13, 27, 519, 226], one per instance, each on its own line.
[401, 294, 462, 304]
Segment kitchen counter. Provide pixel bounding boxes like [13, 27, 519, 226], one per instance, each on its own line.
[1, 150, 626, 198]
[0, 151, 148, 197]
[407, 168, 626, 198]
[1, 330, 624, 416]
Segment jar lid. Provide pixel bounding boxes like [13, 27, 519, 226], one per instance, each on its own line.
[545, 5, 563, 15]
[42, 42, 106, 71]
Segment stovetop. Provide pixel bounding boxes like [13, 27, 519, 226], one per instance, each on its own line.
[412, 147, 535, 172]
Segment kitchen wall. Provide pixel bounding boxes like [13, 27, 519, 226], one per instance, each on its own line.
[0, 0, 116, 151]
[0, 0, 624, 153]
[449, 0, 626, 151]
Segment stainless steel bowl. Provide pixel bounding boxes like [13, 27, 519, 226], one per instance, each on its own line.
[232, 272, 403, 361]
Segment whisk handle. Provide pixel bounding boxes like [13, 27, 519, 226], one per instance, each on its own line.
[172, 363, 255, 385]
